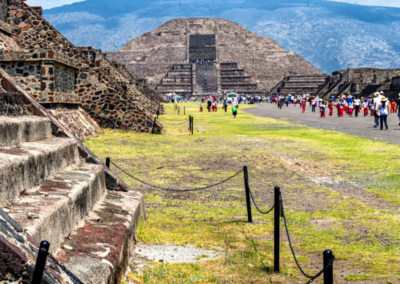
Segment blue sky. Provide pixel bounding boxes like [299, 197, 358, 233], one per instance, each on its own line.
[26, 0, 400, 9]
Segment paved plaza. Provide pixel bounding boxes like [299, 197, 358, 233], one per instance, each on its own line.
[245, 103, 400, 144]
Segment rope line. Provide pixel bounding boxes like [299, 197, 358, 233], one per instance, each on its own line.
[111, 161, 243, 192]
[280, 194, 335, 283]
[249, 188, 274, 215]
[159, 119, 189, 125]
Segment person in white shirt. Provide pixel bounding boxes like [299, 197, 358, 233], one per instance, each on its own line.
[373, 92, 381, 127]
[378, 97, 389, 130]
[354, 97, 361, 117]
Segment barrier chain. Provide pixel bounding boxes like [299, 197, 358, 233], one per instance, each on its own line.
[249, 187, 275, 215]
[111, 161, 243, 192]
[280, 194, 335, 283]
[159, 119, 189, 126]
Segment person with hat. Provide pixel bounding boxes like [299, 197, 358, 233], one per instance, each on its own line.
[373, 92, 381, 127]
[348, 99, 354, 117]
[378, 97, 389, 130]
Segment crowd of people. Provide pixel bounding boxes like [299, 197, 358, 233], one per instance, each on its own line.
[271, 92, 400, 130]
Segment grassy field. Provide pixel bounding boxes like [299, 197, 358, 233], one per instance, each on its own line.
[84, 102, 400, 284]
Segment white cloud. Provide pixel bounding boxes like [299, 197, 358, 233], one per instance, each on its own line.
[25, 0, 400, 10]
[322, 0, 400, 8]
[25, 0, 86, 9]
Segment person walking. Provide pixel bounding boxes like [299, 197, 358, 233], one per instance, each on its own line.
[207, 99, 212, 112]
[378, 97, 389, 130]
[348, 100, 354, 117]
[328, 99, 333, 116]
[320, 101, 326, 118]
[223, 98, 228, 112]
[301, 97, 306, 113]
[397, 93, 400, 125]
[354, 97, 361, 117]
[232, 104, 237, 118]
[373, 93, 381, 128]
[311, 98, 317, 113]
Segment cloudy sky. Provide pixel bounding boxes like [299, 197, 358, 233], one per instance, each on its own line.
[26, 0, 400, 9]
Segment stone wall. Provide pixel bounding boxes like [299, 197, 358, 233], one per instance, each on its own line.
[0, 0, 163, 134]
[55, 62, 75, 93]
[343, 68, 400, 84]
[0, 0, 8, 24]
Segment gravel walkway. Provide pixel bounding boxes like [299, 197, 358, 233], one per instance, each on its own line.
[244, 103, 400, 144]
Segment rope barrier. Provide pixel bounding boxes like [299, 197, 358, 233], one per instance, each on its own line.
[111, 161, 243, 192]
[280, 194, 335, 283]
[159, 119, 189, 126]
[249, 187, 274, 215]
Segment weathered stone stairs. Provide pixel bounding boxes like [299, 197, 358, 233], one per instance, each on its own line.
[0, 115, 142, 283]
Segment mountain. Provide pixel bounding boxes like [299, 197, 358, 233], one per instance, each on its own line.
[43, 0, 400, 74]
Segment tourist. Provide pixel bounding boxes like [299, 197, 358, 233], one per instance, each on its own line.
[223, 98, 228, 112]
[301, 97, 306, 113]
[311, 98, 317, 113]
[207, 99, 212, 112]
[348, 99, 354, 117]
[328, 100, 333, 116]
[232, 104, 237, 118]
[354, 97, 361, 117]
[320, 101, 326, 118]
[363, 98, 369, 116]
[397, 93, 400, 125]
[373, 92, 381, 128]
[200, 102, 203, 112]
[378, 97, 389, 130]
[391, 99, 397, 113]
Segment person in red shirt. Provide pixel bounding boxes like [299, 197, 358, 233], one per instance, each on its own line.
[320, 101, 326, 118]
[328, 100, 333, 116]
[391, 99, 396, 113]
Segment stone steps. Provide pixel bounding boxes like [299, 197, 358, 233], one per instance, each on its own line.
[7, 163, 106, 254]
[0, 137, 80, 206]
[55, 190, 144, 284]
[0, 115, 52, 147]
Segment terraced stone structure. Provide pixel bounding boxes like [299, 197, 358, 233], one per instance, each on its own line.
[0, 0, 162, 136]
[0, 69, 145, 284]
[271, 68, 400, 99]
[268, 75, 329, 96]
[106, 18, 321, 94]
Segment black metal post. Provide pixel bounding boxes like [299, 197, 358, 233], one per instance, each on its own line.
[274, 186, 280, 272]
[323, 250, 334, 284]
[151, 117, 157, 134]
[106, 157, 110, 169]
[243, 166, 253, 223]
[32, 240, 50, 284]
[189, 115, 192, 131]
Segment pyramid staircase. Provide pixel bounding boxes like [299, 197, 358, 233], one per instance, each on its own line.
[0, 111, 143, 283]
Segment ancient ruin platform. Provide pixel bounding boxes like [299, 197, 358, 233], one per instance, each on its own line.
[0, 115, 52, 147]
[56, 190, 145, 284]
[7, 163, 106, 254]
[0, 137, 79, 206]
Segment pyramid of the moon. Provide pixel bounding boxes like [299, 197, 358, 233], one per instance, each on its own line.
[106, 18, 322, 94]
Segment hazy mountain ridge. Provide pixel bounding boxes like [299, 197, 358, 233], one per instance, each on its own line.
[44, 0, 400, 73]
